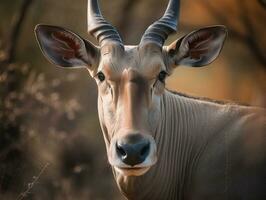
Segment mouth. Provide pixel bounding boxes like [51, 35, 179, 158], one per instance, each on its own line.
[114, 166, 151, 176]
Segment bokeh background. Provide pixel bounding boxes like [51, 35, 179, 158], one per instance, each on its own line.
[0, 0, 265, 199]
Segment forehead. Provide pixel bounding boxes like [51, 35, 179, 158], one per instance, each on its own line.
[98, 45, 166, 79]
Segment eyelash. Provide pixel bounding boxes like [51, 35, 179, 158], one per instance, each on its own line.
[157, 71, 168, 83]
[96, 71, 168, 84]
[97, 72, 105, 82]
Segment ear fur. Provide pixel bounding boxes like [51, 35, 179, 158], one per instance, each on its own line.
[167, 25, 227, 68]
[35, 24, 99, 70]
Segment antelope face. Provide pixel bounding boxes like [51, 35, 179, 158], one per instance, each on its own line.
[35, 0, 227, 177]
[96, 44, 166, 176]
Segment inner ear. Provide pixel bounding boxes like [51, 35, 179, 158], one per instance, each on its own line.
[167, 25, 227, 67]
[35, 24, 99, 70]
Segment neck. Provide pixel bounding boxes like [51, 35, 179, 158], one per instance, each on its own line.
[113, 90, 227, 200]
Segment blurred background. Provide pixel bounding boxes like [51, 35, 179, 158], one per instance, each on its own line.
[0, 0, 265, 199]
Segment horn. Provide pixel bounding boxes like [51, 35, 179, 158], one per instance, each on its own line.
[87, 0, 123, 47]
[140, 0, 180, 47]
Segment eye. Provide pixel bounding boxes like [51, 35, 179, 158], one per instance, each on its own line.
[158, 71, 168, 83]
[97, 72, 105, 82]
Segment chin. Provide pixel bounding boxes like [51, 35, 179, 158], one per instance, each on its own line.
[114, 166, 151, 176]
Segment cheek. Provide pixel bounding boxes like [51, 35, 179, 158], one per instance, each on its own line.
[99, 82, 113, 100]
[103, 103, 115, 130]
[154, 81, 165, 95]
[101, 94, 116, 135]
[98, 83, 116, 131]
[148, 95, 161, 133]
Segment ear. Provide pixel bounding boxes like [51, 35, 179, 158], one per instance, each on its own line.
[35, 24, 99, 70]
[166, 25, 227, 67]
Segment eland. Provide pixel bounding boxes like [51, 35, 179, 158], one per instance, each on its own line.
[35, 0, 266, 199]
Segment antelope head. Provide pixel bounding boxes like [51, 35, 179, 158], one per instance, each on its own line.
[35, 0, 227, 176]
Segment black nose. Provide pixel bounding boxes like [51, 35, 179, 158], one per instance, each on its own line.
[116, 134, 150, 166]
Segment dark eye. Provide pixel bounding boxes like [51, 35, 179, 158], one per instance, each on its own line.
[158, 71, 167, 82]
[97, 72, 105, 82]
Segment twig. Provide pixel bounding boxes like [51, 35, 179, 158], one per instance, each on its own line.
[16, 162, 49, 200]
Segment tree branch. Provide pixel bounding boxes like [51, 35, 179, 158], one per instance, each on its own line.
[237, 0, 266, 66]
[258, 0, 266, 8]
[180, 22, 246, 41]
[116, 0, 141, 39]
[0, 0, 34, 66]
[201, 0, 266, 67]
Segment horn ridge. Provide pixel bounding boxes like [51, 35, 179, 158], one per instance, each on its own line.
[140, 0, 180, 47]
[87, 0, 123, 47]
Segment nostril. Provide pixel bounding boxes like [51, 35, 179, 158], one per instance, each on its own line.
[116, 143, 127, 157]
[140, 143, 150, 157]
[116, 136, 152, 166]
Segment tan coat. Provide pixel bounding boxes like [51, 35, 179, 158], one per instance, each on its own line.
[114, 90, 266, 199]
[35, 0, 266, 199]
